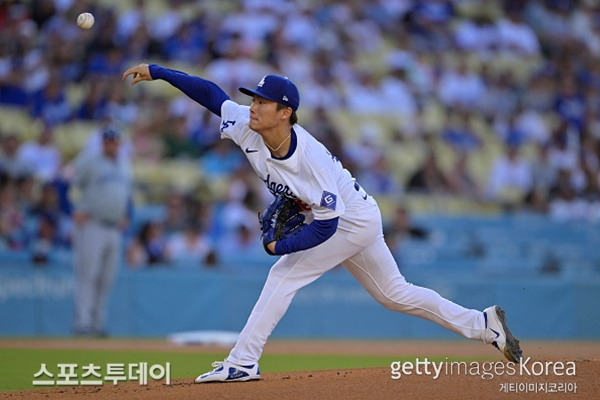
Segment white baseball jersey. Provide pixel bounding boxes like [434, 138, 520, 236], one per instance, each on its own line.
[219, 100, 370, 223]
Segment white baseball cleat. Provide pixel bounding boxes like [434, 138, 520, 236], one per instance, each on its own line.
[194, 360, 261, 383]
[483, 305, 523, 363]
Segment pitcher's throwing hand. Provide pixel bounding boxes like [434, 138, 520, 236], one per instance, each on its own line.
[122, 64, 153, 85]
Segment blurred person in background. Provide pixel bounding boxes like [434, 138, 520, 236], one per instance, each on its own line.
[217, 222, 266, 268]
[441, 108, 483, 152]
[16, 125, 62, 182]
[30, 213, 61, 265]
[75, 80, 109, 121]
[384, 205, 430, 257]
[14, 174, 37, 216]
[166, 219, 216, 268]
[162, 114, 201, 159]
[548, 169, 596, 221]
[407, 151, 451, 194]
[579, 133, 600, 197]
[128, 117, 165, 163]
[161, 191, 191, 234]
[199, 139, 244, 179]
[486, 143, 533, 208]
[356, 155, 402, 197]
[30, 73, 72, 126]
[446, 152, 483, 200]
[0, 173, 26, 250]
[70, 125, 132, 336]
[0, 132, 30, 178]
[29, 182, 71, 245]
[437, 60, 487, 109]
[126, 220, 170, 268]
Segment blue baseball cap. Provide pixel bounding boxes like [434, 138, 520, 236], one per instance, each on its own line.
[102, 125, 121, 141]
[239, 75, 300, 111]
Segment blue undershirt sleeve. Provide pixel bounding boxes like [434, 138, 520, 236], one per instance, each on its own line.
[274, 217, 339, 255]
[148, 64, 231, 117]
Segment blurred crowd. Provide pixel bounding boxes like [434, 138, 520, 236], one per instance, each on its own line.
[1, 0, 600, 268]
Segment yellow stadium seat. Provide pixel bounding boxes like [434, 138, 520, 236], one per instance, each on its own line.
[66, 83, 86, 107]
[53, 121, 97, 160]
[0, 106, 42, 141]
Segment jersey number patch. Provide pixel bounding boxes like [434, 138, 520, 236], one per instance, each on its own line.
[320, 191, 337, 211]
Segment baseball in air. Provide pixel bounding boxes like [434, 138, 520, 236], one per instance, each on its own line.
[77, 12, 95, 29]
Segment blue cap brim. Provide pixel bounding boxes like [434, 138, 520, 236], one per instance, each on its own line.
[239, 87, 279, 104]
[102, 133, 121, 140]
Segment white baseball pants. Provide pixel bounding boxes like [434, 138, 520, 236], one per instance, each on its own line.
[228, 201, 487, 365]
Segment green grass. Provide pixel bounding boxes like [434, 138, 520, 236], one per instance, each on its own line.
[0, 347, 424, 392]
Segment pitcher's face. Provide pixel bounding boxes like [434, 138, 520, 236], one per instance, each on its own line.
[249, 95, 290, 133]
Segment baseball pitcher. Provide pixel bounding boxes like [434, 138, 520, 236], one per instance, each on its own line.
[123, 64, 523, 382]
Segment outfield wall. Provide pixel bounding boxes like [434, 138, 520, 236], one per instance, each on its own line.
[1, 264, 599, 339]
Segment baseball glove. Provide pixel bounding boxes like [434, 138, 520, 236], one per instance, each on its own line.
[259, 193, 306, 255]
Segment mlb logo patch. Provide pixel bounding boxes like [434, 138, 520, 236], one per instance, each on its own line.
[320, 191, 337, 211]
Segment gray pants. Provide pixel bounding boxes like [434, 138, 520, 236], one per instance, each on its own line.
[73, 220, 121, 334]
